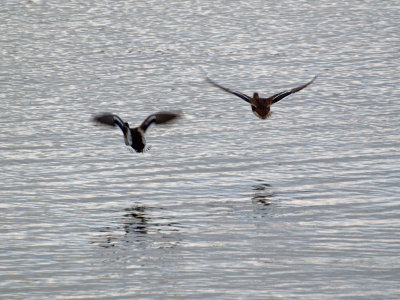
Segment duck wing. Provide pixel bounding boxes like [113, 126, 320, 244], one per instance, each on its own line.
[206, 77, 252, 104]
[92, 113, 125, 131]
[139, 111, 181, 132]
[271, 75, 317, 104]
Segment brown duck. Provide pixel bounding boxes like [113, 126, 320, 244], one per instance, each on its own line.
[206, 75, 317, 119]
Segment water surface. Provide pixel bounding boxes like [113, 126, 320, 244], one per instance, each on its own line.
[1, 0, 400, 299]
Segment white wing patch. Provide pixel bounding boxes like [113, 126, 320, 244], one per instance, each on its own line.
[113, 115, 124, 131]
[146, 115, 156, 128]
[272, 91, 290, 101]
[127, 130, 133, 145]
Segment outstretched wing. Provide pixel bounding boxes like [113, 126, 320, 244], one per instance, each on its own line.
[271, 75, 317, 104]
[139, 111, 181, 132]
[206, 77, 252, 104]
[92, 113, 125, 132]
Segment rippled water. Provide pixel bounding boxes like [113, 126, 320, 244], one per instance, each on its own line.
[1, 0, 400, 299]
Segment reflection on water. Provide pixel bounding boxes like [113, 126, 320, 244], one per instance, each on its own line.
[251, 181, 274, 206]
[2, 0, 400, 298]
[95, 204, 181, 249]
[122, 205, 149, 235]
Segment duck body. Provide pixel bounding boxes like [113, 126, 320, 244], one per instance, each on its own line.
[129, 127, 146, 153]
[207, 76, 317, 119]
[250, 92, 272, 119]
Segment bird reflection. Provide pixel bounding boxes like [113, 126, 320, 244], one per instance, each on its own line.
[251, 182, 274, 206]
[95, 204, 181, 249]
[122, 205, 149, 235]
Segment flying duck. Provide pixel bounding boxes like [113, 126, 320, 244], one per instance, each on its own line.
[206, 75, 317, 119]
[92, 111, 180, 153]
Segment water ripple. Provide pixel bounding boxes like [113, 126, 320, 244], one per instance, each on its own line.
[1, 0, 400, 299]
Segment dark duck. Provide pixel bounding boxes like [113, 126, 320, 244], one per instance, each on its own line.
[206, 75, 317, 119]
[92, 111, 180, 153]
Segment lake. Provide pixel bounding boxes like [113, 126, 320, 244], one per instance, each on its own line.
[1, 0, 399, 299]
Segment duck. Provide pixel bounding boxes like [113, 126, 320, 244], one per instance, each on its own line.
[92, 111, 180, 153]
[206, 75, 317, 119]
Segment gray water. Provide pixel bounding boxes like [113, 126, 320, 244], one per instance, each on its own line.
[1, 0, 400, 299]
